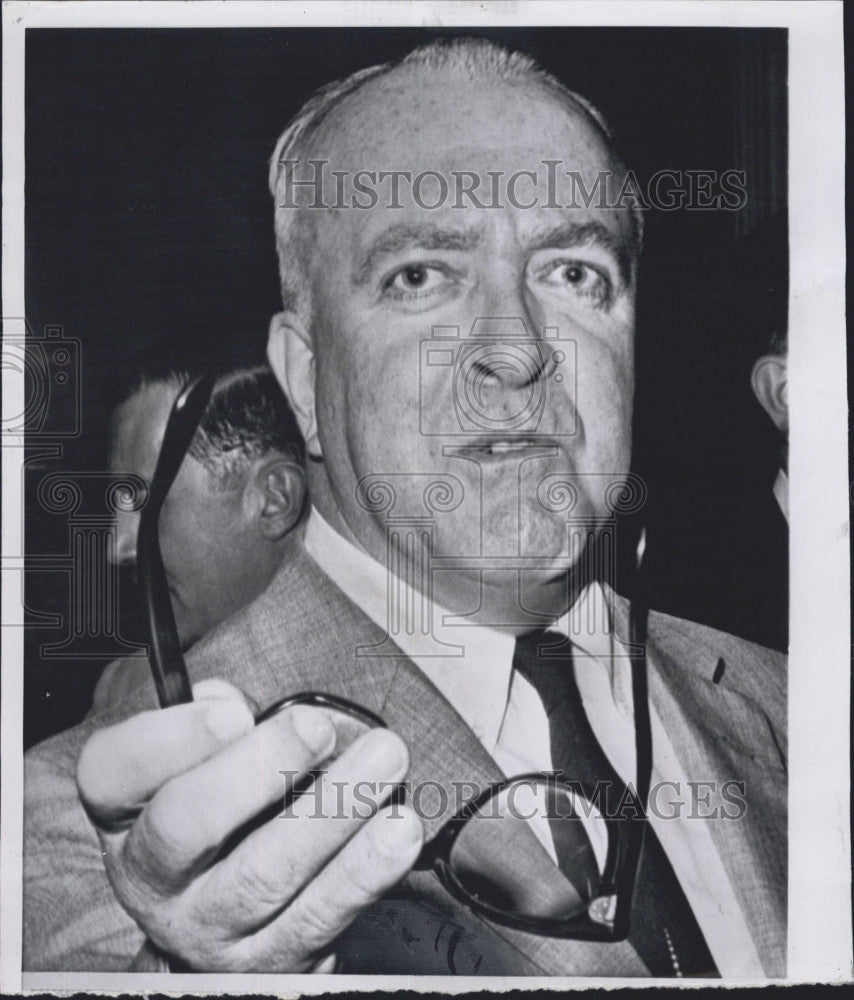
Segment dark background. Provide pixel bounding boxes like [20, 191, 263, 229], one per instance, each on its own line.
[23, 27, 788, 748]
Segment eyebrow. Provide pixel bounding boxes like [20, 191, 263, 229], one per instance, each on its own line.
[527, 221, 632, 285]
[352, 223, 483, 285]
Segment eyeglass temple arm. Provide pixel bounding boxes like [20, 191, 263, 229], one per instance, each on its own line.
[137, 373, 217, 708]
[610, 527, 652, 931]
[630, 607, 652, 802]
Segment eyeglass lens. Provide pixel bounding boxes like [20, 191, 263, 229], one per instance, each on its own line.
[447, 780, 610, 923]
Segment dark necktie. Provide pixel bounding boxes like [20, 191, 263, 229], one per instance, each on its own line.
[512, 630, 719, 978]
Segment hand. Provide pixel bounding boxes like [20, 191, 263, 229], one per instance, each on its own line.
[76, 679, 424, 971]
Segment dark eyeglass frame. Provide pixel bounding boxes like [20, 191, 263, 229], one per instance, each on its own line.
[137, 373, 216, 708]
[139, 380, 651, 939]
[413, 771, 631, 938]
[412, 599, 651, 941]
[251, 623, 651, 945]
[256, 691, 387, 729]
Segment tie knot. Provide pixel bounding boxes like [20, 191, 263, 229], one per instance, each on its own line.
[513, 628, 551, 656]
[513, 628, 572, 661]
[512, 629, 574, 714]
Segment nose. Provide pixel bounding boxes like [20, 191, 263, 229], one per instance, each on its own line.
[462, 267, 557, 389]
[110, 510, 138, 567]
[463, 315, 555, 392]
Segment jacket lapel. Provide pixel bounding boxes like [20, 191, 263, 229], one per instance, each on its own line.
[612, 597, 787, 976]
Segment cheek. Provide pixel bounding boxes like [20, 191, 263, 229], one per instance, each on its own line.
[158, 510, 193, 566]
[567, 345, 634, 497]
[159, 499, 238, 570]
[315, 313, 424, 463]
[577, 334, 633, 421]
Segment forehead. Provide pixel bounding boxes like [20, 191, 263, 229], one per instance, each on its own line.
[304, 70, 629, 251]
[317, 69, 609, 170]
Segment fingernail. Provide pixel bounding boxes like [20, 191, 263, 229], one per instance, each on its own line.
[312, 953, 337, 974]
[291, 706, 336, 756]
[204, 698, 254, 741]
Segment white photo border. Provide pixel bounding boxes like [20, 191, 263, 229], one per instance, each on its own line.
[2, 0, 848, 990]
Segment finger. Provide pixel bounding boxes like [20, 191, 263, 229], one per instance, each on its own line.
[193, 678, 261, 718]
[234, 804, 424, 972]
[77, 682, 255, 829]
[122, 705, 336, 893]
[195, 727, 409, 934]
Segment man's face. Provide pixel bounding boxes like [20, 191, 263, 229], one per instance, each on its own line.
[298, 74, 635, 619]
[108, 381, 273, 649]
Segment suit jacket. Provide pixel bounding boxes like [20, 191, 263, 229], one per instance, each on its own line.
[24, 542, 787, 977]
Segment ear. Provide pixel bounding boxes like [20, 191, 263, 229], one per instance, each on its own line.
[247, 457, 307, 541]
[268, 310, 321, 458]
[751, 353, 788, 434]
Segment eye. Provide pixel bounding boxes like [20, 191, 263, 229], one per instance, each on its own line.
[384, 263, 448, 299]
[560, 264, 586, 285]
[537, 259, 611, 307]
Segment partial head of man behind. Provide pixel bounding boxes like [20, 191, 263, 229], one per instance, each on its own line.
[105, 336, 307, 651]
[740, 213, 788, 453]
[267, 38, 643, 629]
[751, 328, 787, 451]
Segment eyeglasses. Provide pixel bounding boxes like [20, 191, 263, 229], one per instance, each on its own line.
[139, 378, 652, 939]
[137, 372, 216, 708]
[257, 596, 650, 944]
[414, 605, 649, 941]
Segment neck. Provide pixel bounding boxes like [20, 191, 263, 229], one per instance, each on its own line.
[306, 458, 368, 551]
[435, 568, 586, 636]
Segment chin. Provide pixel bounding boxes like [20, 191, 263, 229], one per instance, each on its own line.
[517, 501, 595, 560]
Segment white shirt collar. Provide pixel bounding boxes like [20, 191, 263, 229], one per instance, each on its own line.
[303, 506, 631, 750]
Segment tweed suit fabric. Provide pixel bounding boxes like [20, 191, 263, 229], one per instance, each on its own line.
[24, 543, 786, 975]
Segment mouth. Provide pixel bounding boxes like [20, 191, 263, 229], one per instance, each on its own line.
[450, 437, 561, 460]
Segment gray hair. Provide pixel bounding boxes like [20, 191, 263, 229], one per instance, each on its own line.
[268, 37, 643, 326]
